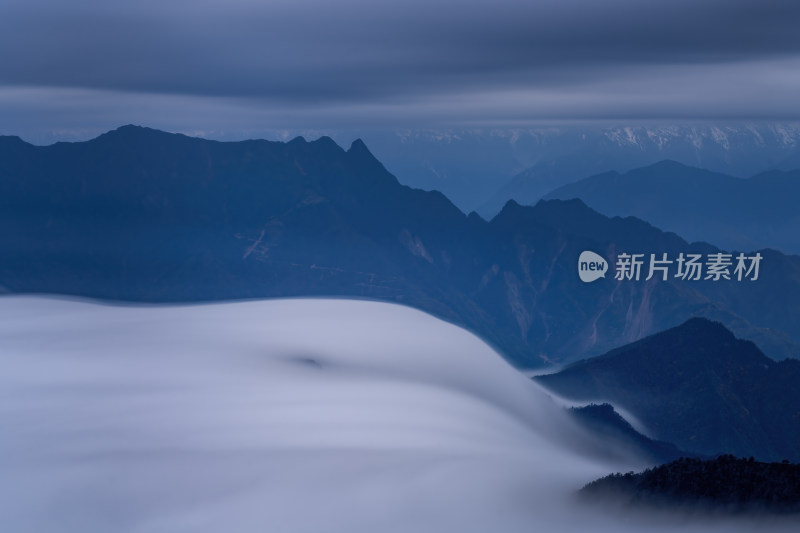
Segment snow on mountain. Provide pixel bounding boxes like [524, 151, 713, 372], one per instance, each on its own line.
[21, 123, 798, 214]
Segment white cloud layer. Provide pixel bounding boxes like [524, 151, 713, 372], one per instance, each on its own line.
[0, 296, 792, 532]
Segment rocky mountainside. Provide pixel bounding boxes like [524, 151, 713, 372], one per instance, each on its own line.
[2, 126, 800, 366]
[537, 318, 800, 462]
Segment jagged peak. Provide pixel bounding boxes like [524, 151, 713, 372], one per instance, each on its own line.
[347, 138, 371, 155]
[346, 139, 386, 169]
[487, 199, 526, 223]
[496, 198, 523, 214]
[311, 135, 342, 150]
[466, 211, 486, 224]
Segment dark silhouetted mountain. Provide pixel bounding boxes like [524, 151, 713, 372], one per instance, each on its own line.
[580, 455, 800, 514]
[358, 130, 536, 212]
[2, 126, 800, 367]
[477, 124, 800, 217]
[569, 403, 689, 465]
[537, 318, 800, 462]
[544, 160, 800, 255]
[480, 199, 800, 362]
[29, 125, 800, 215]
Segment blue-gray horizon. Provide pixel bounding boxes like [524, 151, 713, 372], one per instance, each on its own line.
[2, 0, 800, 141]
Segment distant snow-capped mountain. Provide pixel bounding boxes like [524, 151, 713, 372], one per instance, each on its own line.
[25, 123, 797, 215]
[342, 124, 800, 214]
[476, 123, 800, 216]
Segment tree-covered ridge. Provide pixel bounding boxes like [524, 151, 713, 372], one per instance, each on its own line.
[581, 455, 800, 514]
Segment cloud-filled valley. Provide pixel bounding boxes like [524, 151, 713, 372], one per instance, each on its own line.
[0, 296, 793, 532]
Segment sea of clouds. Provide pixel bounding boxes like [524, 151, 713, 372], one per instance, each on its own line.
[0, 296, 791, 532]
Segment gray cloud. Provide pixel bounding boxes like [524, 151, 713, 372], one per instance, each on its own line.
[1, 0, 800, 136]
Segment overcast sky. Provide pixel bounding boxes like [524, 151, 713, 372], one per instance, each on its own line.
[2, 0, 800, 142]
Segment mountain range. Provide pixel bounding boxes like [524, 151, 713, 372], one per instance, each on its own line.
[197, 124, 800, 215]
[536, 318, 800, 463]
[544, 160, 800, 255]
[466, 124, 800, 216]
[2, 126, 800, 367]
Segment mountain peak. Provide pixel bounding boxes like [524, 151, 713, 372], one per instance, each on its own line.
[343, 138, 398, 184]
[592, 316, 747, 369]
[93, 125, 183, 144]
[466, 211, 486, 224]
[347, 138, 370, 154]
[116, 124, 148, 133]
[679, 316, 735, 338]
[489, 198, 528, 224]
[501, 198, 522, 211]
[347, 138, 381, 162]
[536, 315, 800, 461]
[646, 159, 694, 171]
[312, 135, 340, 148]
[109, 124, 161, 136]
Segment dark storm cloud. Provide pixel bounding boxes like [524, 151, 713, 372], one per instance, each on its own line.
[1, 0, 800, 133]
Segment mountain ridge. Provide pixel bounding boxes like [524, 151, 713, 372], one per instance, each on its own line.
[580, 455, 800, 514]
[536, 317, 800, 462]
[544, 160, 800, 255]
[476, 123, 800, 216]
[2, 126, 800, 367]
